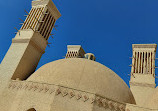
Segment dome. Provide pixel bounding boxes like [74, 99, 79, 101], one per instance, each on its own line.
[146, 86, 158, 109]
[28, 58, 135, 104]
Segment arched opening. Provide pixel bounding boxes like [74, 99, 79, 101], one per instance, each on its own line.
[27, 108, 36, 111]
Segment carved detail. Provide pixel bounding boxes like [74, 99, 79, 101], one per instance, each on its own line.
[56, 88, 61, 95]
[102, 99, 108, 107]
[49, 88, 55, 94]
[108, 101, 113, 109]
[69, 91, 75, 98]
[8, 80, 126, 111]
[96, 97, 102, 106]
[83, 95, 89, 102]
[113, 103, 118, 110]
[91, 98, 95, 104]
[119, 105, 125, 111]
[44, 86, 49, 92]
[75, 93, 82, 100]
[62, 90, 68, 97]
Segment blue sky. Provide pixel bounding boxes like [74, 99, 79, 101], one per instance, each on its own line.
[0, 0, 158, 86]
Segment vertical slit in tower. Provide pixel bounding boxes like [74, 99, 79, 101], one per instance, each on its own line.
[151, 52, 152, 74]
[137, 52, 139, 73]
[142, 52, 144, 74]
[38, 9, 48, 32]
[138, 52, 141, 73]
[149, 52, 151, 74]
[46, 18, 55, 40]
[141, 52, 143, 73]
[135, 52, 137, 73]
[133, 52, 136, 73]
[32, 8, 40, 29]
[151, 52, 153, 75]
[31, 8, 38, 29]
[43, 15, 52, 38]
[147, 52, 149, 74]
[27, 8, 36, 29]
[143, 52, 146, 74]
[41, 12, 51, 37]
[43, 12, 51, 35]
[145, 52, 147, 74]
[139, 52, 142, 73]
[35, 7, 44, 31]
[148, 52, 150, 74]
[134, 52, 136, 73]
[21, 8, 34, 29]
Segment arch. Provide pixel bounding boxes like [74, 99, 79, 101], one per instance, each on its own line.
[27, 108, 36, 111]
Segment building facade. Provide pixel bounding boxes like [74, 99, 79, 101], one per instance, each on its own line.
[0, 0, 158, 111]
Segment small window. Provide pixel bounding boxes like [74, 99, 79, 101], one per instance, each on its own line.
[90, 55, 93, 60]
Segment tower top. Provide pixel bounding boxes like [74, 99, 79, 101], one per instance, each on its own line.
[65, 45, 86, 58]
[132, 44, 157, 50]
[32, 0, 61, 20]
[131, 44, 157, 75]
[20, 0, 61, 40]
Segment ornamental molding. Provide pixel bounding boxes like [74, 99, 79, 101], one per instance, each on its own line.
[8, 80, 126, 111]
[12, 38, 45, 54]
[129, 82, 155, 88]
[8, 80, 56, 94]
[12, 38, 30, 43]
[95, 96, 125, 111]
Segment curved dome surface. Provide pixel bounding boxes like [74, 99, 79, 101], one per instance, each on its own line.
[28, 58, 135, 104]
[146, 86, 158, 109]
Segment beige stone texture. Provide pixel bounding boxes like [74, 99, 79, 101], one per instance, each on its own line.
[28, 58, 135, 104]
[0, 79, 127, 111]
[145, 86, 158, 109]
[0, 0, 158, 111]
[126, 103, 158, 111]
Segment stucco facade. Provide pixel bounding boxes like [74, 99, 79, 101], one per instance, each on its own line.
[0, 0, 158, 111]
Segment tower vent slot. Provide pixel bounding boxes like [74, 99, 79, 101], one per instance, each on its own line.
[21, 7, 55, 40]
[21, 7, 44, 31]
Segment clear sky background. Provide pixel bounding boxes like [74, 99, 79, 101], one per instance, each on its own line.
[0, 0, 158, 86]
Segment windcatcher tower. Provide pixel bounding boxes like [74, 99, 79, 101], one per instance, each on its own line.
[129, 44, 157, 106]
[0, 0, 61, 84]
[65, 45, 86, 58]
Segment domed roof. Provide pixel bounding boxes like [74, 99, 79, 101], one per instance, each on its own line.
[146, 86, 158, 109]
[28, 58, 135, 104]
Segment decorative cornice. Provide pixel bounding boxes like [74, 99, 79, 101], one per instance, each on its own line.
[12, 39, 30, 43]
[8, 80, 126, 111]
[132, 44, 157, 49]
[130, 82, 156, 88]
[95, 96, 126, 111]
